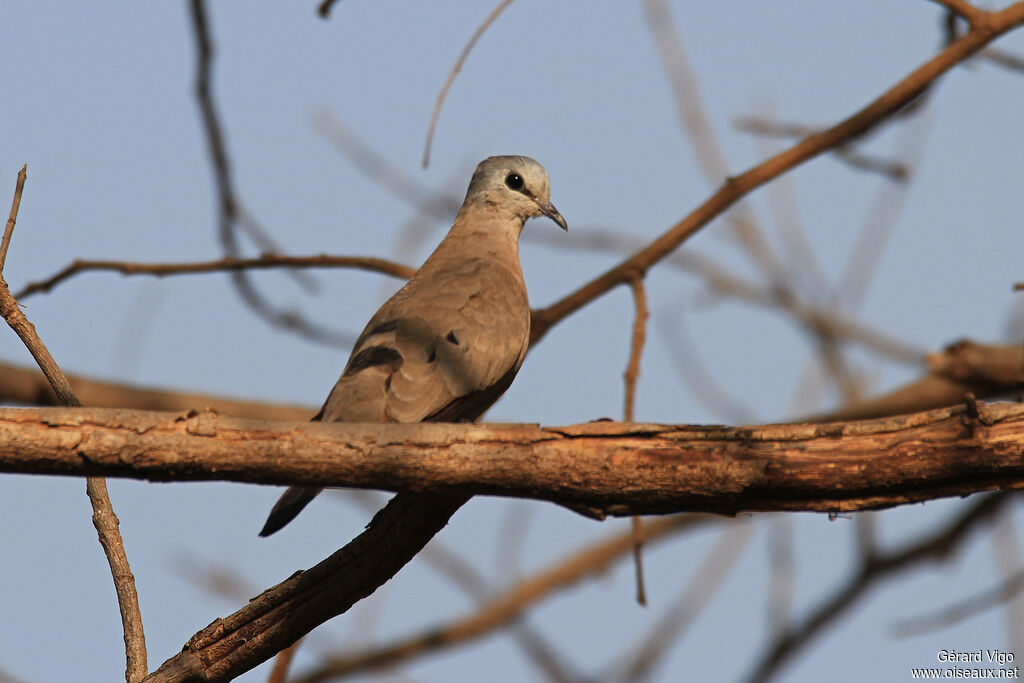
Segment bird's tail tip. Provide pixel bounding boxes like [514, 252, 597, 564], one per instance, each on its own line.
[259, 486, 323, 537]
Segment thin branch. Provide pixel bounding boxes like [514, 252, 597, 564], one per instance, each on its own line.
[892, 566, 1024, 637]
[733, 117, 910, 182]
[838, 114, 931, 307]
[752, 106, 830, 297]
[421, 0, 516, 168]
[290, 514, 715, 683]
[0, 666, 29, 683]
[531, 3, 1024, 345]
[992, 507, 1024, 655]
[982, 46, 1024, 73]
[624, 277, 650, 606]
[267, 641, 302, 683]
[741, 492, 1014, 683]
[927, 0, 987, 25]
[15, 254, 415, 301]
[615, 522, 753, 683]
[0, 171, 147, 683]
[766, 515, 796, 638]
[317, 0, 339, 19]
[0, 165, 26, 272]
[623, 277, 648, 423]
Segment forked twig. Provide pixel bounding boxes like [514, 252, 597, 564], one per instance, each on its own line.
[0, 168, 147, 683]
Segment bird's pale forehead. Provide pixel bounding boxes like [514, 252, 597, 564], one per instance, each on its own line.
[476, 155, 548, 184]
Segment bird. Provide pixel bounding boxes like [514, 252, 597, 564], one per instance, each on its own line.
[259, 155, 566, 537]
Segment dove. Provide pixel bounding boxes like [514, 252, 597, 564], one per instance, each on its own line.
[260, 155, 566, 536]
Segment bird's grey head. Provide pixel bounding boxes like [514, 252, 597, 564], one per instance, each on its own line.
[464, 155, 567, 231]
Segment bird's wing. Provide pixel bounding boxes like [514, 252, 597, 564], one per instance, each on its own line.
[319, 258, 529, 425]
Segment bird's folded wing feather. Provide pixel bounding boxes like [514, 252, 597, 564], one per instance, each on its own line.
[319, 258, 529, 425]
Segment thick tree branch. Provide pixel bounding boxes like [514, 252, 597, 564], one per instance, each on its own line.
[3, 402, 1024, 516]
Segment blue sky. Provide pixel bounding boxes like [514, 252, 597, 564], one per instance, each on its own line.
[2, 2, 1024, 681]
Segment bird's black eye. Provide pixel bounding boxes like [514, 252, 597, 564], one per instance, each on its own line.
[505, 173, 524, 191]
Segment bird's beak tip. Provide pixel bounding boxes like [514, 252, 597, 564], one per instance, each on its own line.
[540, 200, 567, 231]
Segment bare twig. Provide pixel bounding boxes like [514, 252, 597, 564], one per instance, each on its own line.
[616, 522, 753, 682]
[422, 0, 516, 168]
[15, 254, 415, 301]
[993, 508, 1024, 655]
[838, 115, 931, 307]
[734, 117, 910, 182]
[624, 277, 650, 606]
[751, 107, 830, 296]
[623, 277, 649, 423]
[0, 666, 29, 683]
[893, 567, 1024, 637]
[928, 0, 987, 25]
[317, 0, 339, 19]
[0, 165, 26, 271]
[767, 515, 795, 638]
[0, 170, 147, 683]
[982, 46, 1024, 73]
[267, 640, 302, 683]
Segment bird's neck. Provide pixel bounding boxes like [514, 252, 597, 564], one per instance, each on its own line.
[445, 203, 525, 267]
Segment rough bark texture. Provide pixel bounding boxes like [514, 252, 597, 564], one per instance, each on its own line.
[2, 401, 1024, 515]
[146, 491, 468, 682]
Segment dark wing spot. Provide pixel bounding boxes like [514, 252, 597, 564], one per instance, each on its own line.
[347, 345, 403, 374]
[365, 319, 399, 337]
[426, 347, 437, 363]
[446, 330, 459, 345]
